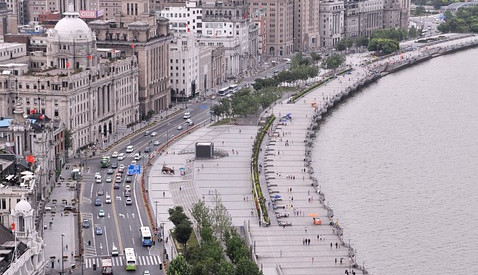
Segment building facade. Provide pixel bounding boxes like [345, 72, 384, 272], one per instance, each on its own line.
[293, 0, 320, 52]
[249, 0, 293, 57]
[0, 5, 140, 154]
[90, 0, 171, 118]
[319, 0, 344, 47]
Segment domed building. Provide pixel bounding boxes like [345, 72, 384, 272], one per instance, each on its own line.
[0, 4, 140, 155]
[0, 198, 46, 275]
[46, 3, 97, 70]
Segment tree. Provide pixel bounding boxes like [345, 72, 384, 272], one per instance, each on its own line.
[64, 129, 73, 150]
[371, 28, 406, 41]
[231, 89, 259, 117]
[323, 54, 346, 70]
[168, 206, 190, 227]
[235, 258, 263, 275]
[310, 52, 321, 61]
[368, 38, 399, 55]
[408, 25, 419, 38]
[210, 191, 233, 240]
[174, 221, 193, 249]
[191, 200, 211, 230]
[415, 5, 426, 16]
[168, 254, 192, 275]
[355, 36, 370, 47]
[252, 77, 279, 90]
[217, 259, 236, 275]
[226, 234, 250, 264]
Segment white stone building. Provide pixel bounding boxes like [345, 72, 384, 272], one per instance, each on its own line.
[169, 34, 200, 100]
[0, 5, 140, 154]
[0, 198, 46, 275]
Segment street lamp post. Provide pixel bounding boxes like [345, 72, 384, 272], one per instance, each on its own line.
[61, 233, 65, 274]
[154, 201, 159, 231]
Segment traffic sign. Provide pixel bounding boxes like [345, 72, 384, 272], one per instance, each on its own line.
[128, 164, 141, 175]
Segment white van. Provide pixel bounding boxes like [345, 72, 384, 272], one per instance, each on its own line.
[126, 145, 134, 153]
[111, 243, 119, 256]
[183, 112, 191, 119]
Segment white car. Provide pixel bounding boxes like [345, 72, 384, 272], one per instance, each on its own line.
[111, 151, 119, 158]
[151, 132, 157, 137]
[105, 195, 112, 204]
[126, 197, 133, 205]
[183, 112, 191, 119]
[117, 153, 125, 160]
[131, 160, 137, 165]
[177, 125, 183, 130]
[111, 244, 119, 257]
[98, 210, 105, 217]
[125, 185, 131, 191]
[95, 175, 102, 183]
[126, 145, 134, 153]
[106, 177, 112, 183]
[154, 140, 160, 146]
[134, 153, 141, 160]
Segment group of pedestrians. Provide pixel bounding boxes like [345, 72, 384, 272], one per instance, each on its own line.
[302, 238, 311, 245]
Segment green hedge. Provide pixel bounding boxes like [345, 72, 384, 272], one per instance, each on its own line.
[251, 115, 275, 225]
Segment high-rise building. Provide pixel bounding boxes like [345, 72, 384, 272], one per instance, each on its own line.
[90, 0, 171, 118]
[293, 0, 320, 52]
[249, 0, 293, 57]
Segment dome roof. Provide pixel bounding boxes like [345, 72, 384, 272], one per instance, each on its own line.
[15, 199, 32, 213]
[51, 3, 94, 41]
[54, 14, 91, 35]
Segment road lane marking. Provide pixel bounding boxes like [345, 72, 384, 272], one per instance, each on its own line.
[104, 225, 110, 256]
[111, 170, 124, 255]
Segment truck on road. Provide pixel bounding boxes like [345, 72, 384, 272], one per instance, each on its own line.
[101, 258, 113, 275]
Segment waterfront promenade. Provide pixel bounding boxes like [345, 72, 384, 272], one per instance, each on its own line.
[148, 34, 478, 275]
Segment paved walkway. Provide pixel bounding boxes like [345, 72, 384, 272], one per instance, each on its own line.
[148, 125, 259, 260]
[43, 167, 80, 274]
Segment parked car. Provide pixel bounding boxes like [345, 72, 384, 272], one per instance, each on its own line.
[98, 210, 105, 217]
[82, 219, 90, 228]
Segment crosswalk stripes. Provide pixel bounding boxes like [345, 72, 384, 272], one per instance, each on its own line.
[85, 255, 161, 269]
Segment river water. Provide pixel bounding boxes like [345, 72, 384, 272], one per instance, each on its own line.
[312, 48, 478, 275]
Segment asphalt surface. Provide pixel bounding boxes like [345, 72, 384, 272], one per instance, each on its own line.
[77, 100, 213, 275]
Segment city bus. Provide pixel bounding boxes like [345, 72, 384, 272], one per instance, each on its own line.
[100, 156, 111, 168]
[217, 87, 229, 96]
[140, 226, 153, 246]
[228, 84, 238, 93]
[124, 248, 137, 271]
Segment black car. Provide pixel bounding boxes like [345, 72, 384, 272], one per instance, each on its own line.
[111, 162, 118, 169]
[114, 182, 120, 189]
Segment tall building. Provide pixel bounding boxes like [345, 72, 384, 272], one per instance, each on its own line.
[249, 0, 293, 57]
[90, 0, 171, 118]
[357, 0, 383, 37]
[0, 4, 140, 154]
[293, 0, 319, 52]
[319, 0, 344, 47]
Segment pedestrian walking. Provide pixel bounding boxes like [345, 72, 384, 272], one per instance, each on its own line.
[280, 250, 282, 257]
[335, 258, 337, 264]
[335, 242, 338, 249]
[330, 242, 333, 249]
[312, 257, 314, 264]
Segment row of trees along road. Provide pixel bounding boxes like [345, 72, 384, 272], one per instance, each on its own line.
[167, 192, 263, 275]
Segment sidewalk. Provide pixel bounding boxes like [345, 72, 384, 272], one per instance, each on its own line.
[43, 167, 80, 274]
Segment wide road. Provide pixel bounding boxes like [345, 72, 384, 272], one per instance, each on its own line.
[78, 100, 213, 275]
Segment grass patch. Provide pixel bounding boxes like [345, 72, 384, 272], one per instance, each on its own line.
[172, 230, 199, 254]
[211, 118, 234, 126]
